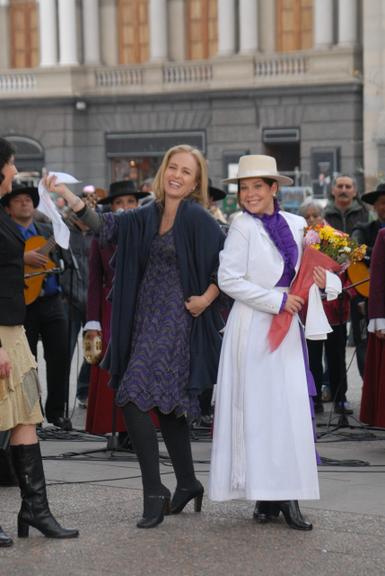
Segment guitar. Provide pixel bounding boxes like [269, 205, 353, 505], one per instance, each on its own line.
[24, 236, 57, 305]
[346, 261, 370, 298]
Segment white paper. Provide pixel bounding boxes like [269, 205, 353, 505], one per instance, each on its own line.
[325, 270, 342, 301]
[37, 172, 80, 249]
[305, 284, 333, 341]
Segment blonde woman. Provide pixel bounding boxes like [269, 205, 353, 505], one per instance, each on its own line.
[47, 145, 225, 529]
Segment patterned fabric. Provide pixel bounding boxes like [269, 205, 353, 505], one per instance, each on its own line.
[115, 230, 200, 418]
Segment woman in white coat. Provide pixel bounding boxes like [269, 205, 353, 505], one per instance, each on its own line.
[209, 155, 326, 531]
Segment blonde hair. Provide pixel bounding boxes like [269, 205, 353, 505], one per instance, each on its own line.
[152, 144, 208, 207]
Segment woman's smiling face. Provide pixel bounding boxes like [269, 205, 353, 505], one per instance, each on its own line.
[239, 177, 277, 215]
[163, 152, 199, 203]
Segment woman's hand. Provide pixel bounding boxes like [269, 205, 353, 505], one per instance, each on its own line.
[42, 175, 84, 212]
[284, 294, 304, 315]
[184, 295, 210, 318]
[313, 266, 327, 289]
[0, 348, 11, 379]
[375, 330, 385, 340]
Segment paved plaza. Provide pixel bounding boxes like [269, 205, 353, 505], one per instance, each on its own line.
[1, 345, 385, 576]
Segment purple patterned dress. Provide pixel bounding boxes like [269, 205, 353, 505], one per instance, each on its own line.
[115, 229, 200, 418]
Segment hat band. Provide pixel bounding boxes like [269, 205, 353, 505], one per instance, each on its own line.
[234, 169, 282, 180]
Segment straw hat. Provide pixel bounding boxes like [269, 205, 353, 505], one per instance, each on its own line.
[223, 155, 293, 186]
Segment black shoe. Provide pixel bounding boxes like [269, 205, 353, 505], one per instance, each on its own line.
[170, 480, 204, 514]
[274, 500, 313, 531]
[0, 526, 13, 547]
[48, 416, 73, 431]
[11, 443, 79, 539]
[253, 501, 271, 523]
[137, 491, 171, 529]
[334, 403, 353, 415]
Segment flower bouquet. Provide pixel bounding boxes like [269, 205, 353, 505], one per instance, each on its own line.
[267, 224, 367, 352]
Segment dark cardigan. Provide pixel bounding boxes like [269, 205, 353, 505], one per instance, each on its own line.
[81, 200, 225, 394]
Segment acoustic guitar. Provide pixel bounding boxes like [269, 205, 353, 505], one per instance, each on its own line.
[24, 236, 57, 305]
[346, 261, 370, 298]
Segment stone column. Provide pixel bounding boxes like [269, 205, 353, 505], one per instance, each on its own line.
[239, 0, 258, 53]
[313, 0, 334, 48]
[58, 0, 78, 65]
[0, 0, 10, 68]
[149, 0, 168, 61]
[338, 0, 357, 46]
[82, 0, 100, 64]
[38, 0, 58, 66]
[218, 0, 236, 56]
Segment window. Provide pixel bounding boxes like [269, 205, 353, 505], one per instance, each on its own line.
[186, 0, 218, 60]
[10, 0, 39, 69]
[117, 0, 149, 64]
[276, 0, 313, 52]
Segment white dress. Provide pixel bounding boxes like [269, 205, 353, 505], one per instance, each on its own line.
[209, 211, 320, 502]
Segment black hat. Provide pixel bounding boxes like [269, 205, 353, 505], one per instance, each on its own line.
[361, 183, 385, 205]
[208, 178, 226, 201]
[1, 181, 39, 208]
[98, 180, 150, 204]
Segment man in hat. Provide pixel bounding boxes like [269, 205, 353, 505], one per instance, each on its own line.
[208, 179, 228, 230]
[352, 183, 385, 261]
[2, 182, 72, 430]
[350, 183, 385, 377]
[84, 180, 149, 439]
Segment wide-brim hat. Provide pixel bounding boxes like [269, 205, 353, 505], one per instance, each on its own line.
[1, 181, 39, 208]
[98, 179, 150, 204]
[208, 178, 226, 201]
[361, 183, 385, 205]
[222, 155, 293, 186]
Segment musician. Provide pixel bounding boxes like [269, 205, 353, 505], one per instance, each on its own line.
[350, 184, 385, 377]
[2, 183, 71, 430]
[359, 228, 385, 427]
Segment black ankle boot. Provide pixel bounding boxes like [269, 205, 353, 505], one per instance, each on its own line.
[170, 480, 204, 514]
[275, 500, 313, 531]
[11, 443, 79, 539]
[0, 526, 13, 547]
[137, 488, 171, 529]
[253, 501, 274, 523]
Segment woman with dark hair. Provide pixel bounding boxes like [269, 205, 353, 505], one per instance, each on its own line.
[209, 155, 328, 530]
[45, 144, 225, 529]
[0, 137, 78, 546]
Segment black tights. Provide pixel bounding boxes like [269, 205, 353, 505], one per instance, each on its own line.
[122, 403, 196, 496]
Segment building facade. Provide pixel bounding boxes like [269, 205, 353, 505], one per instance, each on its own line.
[0, 0, 380, 198]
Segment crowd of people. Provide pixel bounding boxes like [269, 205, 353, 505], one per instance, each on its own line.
[0, 135, 384, 546]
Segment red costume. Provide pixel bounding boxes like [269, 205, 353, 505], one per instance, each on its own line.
[85, 238, 126, 434]
[360, 229, 385, 427]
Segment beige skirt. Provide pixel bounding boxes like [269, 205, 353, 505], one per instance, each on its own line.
[0, 325, 43, 431]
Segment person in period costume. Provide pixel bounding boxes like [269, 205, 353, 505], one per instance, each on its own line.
[0, 137, 78, 546]
[209, 155, 332, 531]
[359, 228, 385, 427]
[2, 182, 72, 430]
[351, 184, 385, 377]
[44, 144, 225, 529]
[208, 179, 228, 231]
[84, 180, 149, 436]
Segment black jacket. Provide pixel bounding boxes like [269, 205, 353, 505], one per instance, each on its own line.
[0, 204, 25, 325]
[352, 219, 382, 265]
[83, 200, 226, 394]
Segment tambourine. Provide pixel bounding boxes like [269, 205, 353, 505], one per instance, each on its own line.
[83, 332, 103, 365]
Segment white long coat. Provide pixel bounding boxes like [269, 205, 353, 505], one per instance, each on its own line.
[209, 211, 320, 501]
